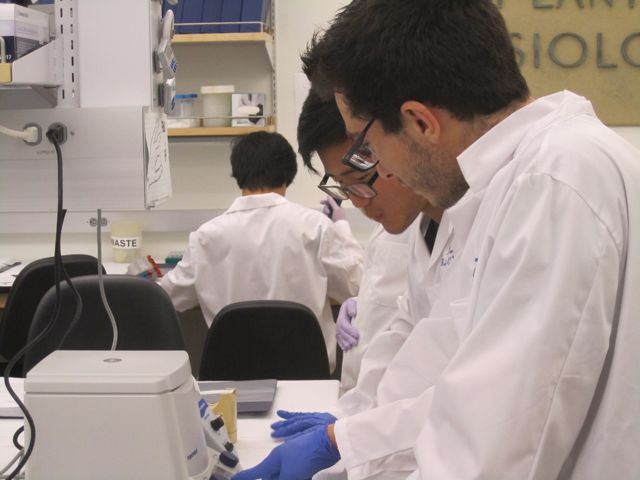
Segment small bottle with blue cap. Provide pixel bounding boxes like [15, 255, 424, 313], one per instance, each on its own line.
[168, 93, 199, 128]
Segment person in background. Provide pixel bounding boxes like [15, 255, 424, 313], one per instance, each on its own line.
[233, 1, 640, 479]
[161, 132, 364, 372]
[297, 90, 441, 400]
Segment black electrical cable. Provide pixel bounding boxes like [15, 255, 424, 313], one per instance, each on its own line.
[11, 427, 23, 451]
[1, 129, 71, 480]
[56, 270, 84, 349]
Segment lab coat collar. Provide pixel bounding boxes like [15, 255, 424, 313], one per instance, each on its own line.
[457, 90, 594, 194]
[226, 192, 287, 213]
[433, 91, 594, 274]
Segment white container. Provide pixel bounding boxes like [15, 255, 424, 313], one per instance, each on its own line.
[110, 219, 142, 263]
[24, 351, 214, 480]
[167, 93, 199, 128]
[201, 85, 235, 127]
[0, 4, 50, 62]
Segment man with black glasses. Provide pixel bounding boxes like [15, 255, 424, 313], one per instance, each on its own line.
[233, 1, 640, 479]
[295, 91, 441, 408]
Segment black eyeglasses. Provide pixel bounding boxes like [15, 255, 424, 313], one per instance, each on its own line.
[318, 171, 379, 201]
[341, 118, 378, 171]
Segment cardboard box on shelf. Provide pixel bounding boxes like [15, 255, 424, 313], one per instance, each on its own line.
[0, 4, 50, 63]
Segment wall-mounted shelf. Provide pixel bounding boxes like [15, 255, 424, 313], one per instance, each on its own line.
[0, 40, 61, 109]
[0, 40, 60, 86]
[172, 31, 272, 45]
[168, 124, 276, 137]
[172, 32, 274, 70]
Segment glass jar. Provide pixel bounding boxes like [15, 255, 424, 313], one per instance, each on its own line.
[167, 93, 199, 128]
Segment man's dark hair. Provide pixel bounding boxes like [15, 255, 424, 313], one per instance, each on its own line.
[297, 90, 348, 175]
[230, 131, 297, 190]
[302, 0, 529, 133]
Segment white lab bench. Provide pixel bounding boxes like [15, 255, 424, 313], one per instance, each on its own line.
[0, 379, 340, 476]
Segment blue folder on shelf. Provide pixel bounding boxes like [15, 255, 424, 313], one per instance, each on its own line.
[240, 0, 271, 32]
[220, 0, 243, 33]
[201, 0, 224, 33]
[181, 0, 204, 34]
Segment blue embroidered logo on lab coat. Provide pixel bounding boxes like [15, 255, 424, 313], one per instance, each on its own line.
[441, 249, 455, 267]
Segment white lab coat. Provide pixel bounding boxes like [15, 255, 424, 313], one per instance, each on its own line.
[333, 91, 640, 479]
[313, 214, 430, 480]
[160, 193, 364, 370]
[315, 216, 431, 480]
[334, 206, 470, 479]
[339, 221, 417, 393]
[337, 215, 431, 414]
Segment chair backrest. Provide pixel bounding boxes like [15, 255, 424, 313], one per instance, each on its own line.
[198, 300, 331, 381]
[23, 274, 186, 374]
[0, 255, 104, 376]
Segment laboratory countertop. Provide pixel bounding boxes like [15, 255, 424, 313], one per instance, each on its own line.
[0, 379, 340, 476]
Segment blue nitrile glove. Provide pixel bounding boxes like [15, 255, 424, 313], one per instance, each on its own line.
[232, 424, 340, 480]
[336, 297, 359, 351]
[271, 410, 337, 439]
[320, 196, 347, 223]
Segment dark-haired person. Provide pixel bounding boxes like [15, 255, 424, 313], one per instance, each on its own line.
[233, 1, 640, 479]
[296, 90, 441, 407]
[160, 132, 364, 371]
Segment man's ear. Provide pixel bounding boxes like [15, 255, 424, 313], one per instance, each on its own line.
[400, 101, 441, 144]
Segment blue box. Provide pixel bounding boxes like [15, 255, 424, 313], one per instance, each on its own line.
[240, 0, 270, 33]
[220, 0, 242, 33]
[201, 0, 223, 33]
[180, 0, 204, 34]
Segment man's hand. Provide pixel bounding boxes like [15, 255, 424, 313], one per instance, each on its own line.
[271, 410, 337, 439]
[232, 425, 340, 480]
[336, 297, 359, 351]
[321, 196, 347, 222]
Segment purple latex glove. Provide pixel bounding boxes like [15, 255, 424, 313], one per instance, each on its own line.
[271, 410, 337, 439]
[232, 425, 340, 480]
[320, 196, 347, 222]
[336, 297, 359, 351]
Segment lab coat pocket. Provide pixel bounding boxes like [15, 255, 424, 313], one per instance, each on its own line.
[449, 296, 471, 342]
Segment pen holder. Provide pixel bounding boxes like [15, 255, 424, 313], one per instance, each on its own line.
[210, 389, 237, 443]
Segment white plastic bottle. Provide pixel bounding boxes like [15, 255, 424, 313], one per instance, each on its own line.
[201, 85, 235, 127]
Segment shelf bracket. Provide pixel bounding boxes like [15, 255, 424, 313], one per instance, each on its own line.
[264, 37, 275, 71]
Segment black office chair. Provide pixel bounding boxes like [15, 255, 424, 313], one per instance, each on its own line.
[198, 300, 331, 381]
[23, 274, 186, 374]
[0, 255, 104, 377]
